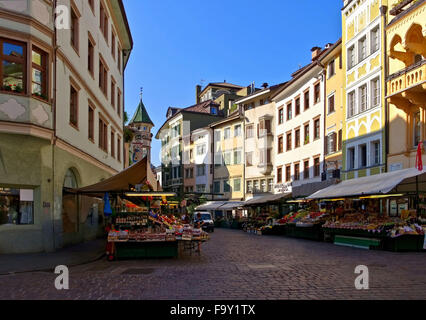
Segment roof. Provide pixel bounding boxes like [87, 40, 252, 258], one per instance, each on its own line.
[234, 81, 288, 105]
[243, 193, 292, 206]
[199, 82, 244, 97]
[307, 168, 426, 199]
[130, 99, 154, 126]
[209, 111, 241, 128]
[155, 100, 222, 138]
[319, 38, 342, 64]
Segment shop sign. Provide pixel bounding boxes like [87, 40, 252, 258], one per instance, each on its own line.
[274, 183, 292, 193]
[389, 163, 403, 172]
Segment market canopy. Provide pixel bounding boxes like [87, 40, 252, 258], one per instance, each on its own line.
[73, 158, 148, 194]
[307, 168, 426, 200]
[218, 201, 245, 210]
[243, 193, 292, 206]
[195, 201, 228, 211]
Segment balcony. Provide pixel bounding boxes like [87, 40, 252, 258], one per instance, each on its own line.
[257, 163, 273, 175]
[387, 60, 426, 108]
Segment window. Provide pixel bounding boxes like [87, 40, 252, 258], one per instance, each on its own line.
[211, 107, 217, 115]
[214, 153, 222, 167]
[348, 45, 355, 69]
[246, 125, 254, 138]
[88, 38, 94, 76]
[295, 97, 300, 116]
[233, 149, 242, 165]
[197, 185, 206, 193]
[111, 31, 116, 60]
[278, 135, 283, 154]
[196, 165, 205, 177]
[247, 181, 253, 193]
[260, 179, 266, 193]
[304, 90, 310, 110]
[100, 2, 108, 41]
[88, 0, 94, 12]
[88, 106, 94, 141]
[326, 132, 337, 155]
[371, 78, 380, 107]
[246, 152, 253, 166]
[224, 180, 231, 193]
[196, 144, 206, 155]
[99, 58, 108, 95]
[0, 188, 34, 225]
[358, 37, 367, 62]
[214, 181, 221, 193]
[314, 119, 320, 140]
[359, 84, 367, 113]
[98, 117, 108, 152]
[117, 45, 122, 72]
[111, 130, 115, 158]
[314, 157, 320, 177]
[285, 165, 291, 182]
[371, 141, 380, 165]
[286, 132, 292, 151]
[359, 144, 367, 168]
[304, 160, 310, 179]
[117, 89, 122, 117]
[277, 167, 282, 183]
[338, 129, 342, 151]
[224, 127, 231, 139]
[259, 148, 271, 165]
[110, 77, 115, 109]
[304, 124, 310, 145]
[259, 119, 271, 136]
[287, 103, 292, 121]
[69, 84, 78, 128]
[414, 111, 421, 147]
[314, 83, 321, 104]
[117, 136, 121, 162]
[328, 59, 335, 77]
[268, 179, 273, 192]
[253, 180, 259, 193]
[214, 130, 221, 142]
[295, 128, 300, 148]
[348, 91, 356, 117]
[328, 95, 335, 114]
[234, 125, 242, 137]
[31, 47, 47, 99]
[371, 27, 380, 54]
[294, 163, 300, 181]
[0, 39, 26, 93]
[348, 147, 355, 169]
[233, 179, 241, 192]
[70, 7, 79, 52]
[224, 152, 231, 165]
[278, 107, 284, 124]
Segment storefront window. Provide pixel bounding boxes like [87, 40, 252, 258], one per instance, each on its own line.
[0, 188, 34, 225]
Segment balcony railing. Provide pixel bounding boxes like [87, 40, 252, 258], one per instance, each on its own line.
[387, 59, 425, 95]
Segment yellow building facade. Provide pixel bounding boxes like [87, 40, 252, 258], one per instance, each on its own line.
[211, 113, 245, 201]
[342, 0, 388, 180]
[320, 40, 345, 178]
[386, 0, 426, 171]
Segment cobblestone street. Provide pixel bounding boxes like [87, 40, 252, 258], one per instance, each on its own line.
[0, 229, 425, 300]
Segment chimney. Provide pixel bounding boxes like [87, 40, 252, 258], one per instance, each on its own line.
[311, 46, 322, 61]
[325, 43, 333, 50]
[261, 83, 269, 89]
[196, 85, 202, 104]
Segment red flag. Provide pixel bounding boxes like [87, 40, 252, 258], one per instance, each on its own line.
[415, 141, 423, 171]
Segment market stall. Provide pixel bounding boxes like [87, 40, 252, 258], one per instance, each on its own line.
[306, 168, 426, 251]
[70, 158, 211, 260]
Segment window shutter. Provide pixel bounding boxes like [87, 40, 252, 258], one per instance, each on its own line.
[257, 124, 259, 138]
[332, 132, 337, 153]
[325, 135, 329, 155]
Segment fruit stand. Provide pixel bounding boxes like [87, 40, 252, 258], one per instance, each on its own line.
[306, 168, 426, 252]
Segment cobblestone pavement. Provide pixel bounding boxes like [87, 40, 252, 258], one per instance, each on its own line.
[0, 229, 425, 300]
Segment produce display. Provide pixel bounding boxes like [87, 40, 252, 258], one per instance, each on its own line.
[322, 212, 425, 237]
[108, 211, 210, 243]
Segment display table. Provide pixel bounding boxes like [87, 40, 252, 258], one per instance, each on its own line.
[285, 223, 324, 241]
[384, 235, 425, 252]
[113, 241, 178, 259]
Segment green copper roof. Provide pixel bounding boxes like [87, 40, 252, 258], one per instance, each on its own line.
[130, 99, 154, 126]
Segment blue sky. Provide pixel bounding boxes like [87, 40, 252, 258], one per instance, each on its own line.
[123, 0, 343, 166]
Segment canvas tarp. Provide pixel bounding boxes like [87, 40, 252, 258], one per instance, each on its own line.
[307, 168, 426, 199]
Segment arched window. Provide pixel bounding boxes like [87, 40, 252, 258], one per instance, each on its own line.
[63, 169, 78, 189]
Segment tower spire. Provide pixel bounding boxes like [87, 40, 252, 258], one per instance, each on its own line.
[140, 87, 143, 101]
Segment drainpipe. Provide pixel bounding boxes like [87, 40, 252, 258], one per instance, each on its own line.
[381, 5, 389, 173]
[51, 0, 58, 250]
